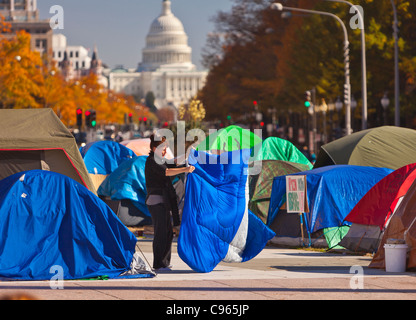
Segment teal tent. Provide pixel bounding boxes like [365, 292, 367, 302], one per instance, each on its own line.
[255, 137, 313, 169]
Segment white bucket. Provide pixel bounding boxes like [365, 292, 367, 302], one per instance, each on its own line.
[384, 244, 408, 272]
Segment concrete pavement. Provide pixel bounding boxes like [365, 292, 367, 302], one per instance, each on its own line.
[0, 236, 415, 301]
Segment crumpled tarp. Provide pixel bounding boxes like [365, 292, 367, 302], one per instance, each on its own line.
[267, 165, 394, 234]
[98, 156, 150, 216]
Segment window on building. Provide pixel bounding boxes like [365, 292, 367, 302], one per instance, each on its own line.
[0, 0, 10, 10]
[14, 0, 25, 10]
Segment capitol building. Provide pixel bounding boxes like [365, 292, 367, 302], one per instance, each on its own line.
[108, 0, 208, 111]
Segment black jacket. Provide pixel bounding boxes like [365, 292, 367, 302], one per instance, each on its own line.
[145, 152, 180, 226]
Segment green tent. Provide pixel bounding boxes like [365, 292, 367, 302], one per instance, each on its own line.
[197, 125, 262, 153]
[314, 126, 416, 170]
[255, 137, 313, 169]
[249, 160, 311, 223]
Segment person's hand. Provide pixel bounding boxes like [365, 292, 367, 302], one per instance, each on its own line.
[187, 165, 195, 173]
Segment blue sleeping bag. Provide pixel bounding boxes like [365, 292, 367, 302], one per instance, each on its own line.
[178, 149, 275, 273]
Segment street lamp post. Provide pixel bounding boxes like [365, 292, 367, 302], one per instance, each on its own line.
[350, 95, 357, 132]
[271, 3, 352, 135]
[325, 0, 367, 131]
[381, 92, 390, 125]
[390, 0, 400, 127]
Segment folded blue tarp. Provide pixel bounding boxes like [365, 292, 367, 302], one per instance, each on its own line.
[178, 149, 275, 273]
[267, 165, 394, 234]
[80, 140, 136, 175]
[0, 170, 154, 280]
[98, 156, 150, 216]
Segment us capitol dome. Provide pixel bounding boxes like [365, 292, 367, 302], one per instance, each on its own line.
[108, 0, 207, 112]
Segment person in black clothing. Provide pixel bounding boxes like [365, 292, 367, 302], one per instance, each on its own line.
[145, 135, 195, 271]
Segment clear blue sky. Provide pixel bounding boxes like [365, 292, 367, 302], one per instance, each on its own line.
[38, 0, 233, 70]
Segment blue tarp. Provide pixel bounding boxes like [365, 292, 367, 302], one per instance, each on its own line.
[0, 170, 154, 280]
[267, 165, 394, 234]
[80, 140, 136, 175]
[178, 149, 275, 273]
[98, 156, 150, 216]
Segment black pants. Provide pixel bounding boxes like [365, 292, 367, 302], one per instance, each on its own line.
[147, 203, 173, 269]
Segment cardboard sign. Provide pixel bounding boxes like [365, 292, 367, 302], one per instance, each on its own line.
[286, 175, 308, 213]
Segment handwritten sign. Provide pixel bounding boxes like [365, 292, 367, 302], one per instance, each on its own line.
[286, 176, 308, 213]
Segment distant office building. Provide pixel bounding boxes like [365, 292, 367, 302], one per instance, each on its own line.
[52, 33, 108, 87]
[108, 0, 208, 111]
[0, 0, 52, 58]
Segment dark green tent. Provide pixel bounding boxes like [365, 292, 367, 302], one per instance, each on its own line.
[249, 160, 310, 223]
[314, 126, 416, 170]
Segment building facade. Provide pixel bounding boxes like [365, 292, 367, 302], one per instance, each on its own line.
[0, 0, 52, 59]
[108, 0, 208, 110]
[52, 33, 108, 87]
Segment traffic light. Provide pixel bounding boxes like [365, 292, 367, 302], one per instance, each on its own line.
[76, 108, 82, 127]
[85, 110, 91, 128]
[260, 121, 265, 127]
[90, 110, 97, 128]
[128, 112, 133, 124]
[304, 91, 312, 108]
[143, 117, 148, 125]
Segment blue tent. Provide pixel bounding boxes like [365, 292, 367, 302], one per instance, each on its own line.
[80, 140, 136, 175]
[178, 149, 275, 273]
[267, 165, 394, 234]
[98, 156, 150, 217]
[0, 170, 154, 280]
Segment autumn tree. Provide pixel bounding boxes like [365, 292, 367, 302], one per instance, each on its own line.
[200, 0, 416, 128]
[0, 16, 139, 128]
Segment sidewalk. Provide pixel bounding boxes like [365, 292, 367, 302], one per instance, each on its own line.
[0, 236, 415, 301]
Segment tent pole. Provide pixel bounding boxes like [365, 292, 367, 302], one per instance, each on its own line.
[299, 212, 305, 247]
[303, 212, 312, 247]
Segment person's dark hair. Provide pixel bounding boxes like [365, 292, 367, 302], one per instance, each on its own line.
[150, 134, 166, 151]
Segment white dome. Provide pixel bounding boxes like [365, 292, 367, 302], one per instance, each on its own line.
[149, 3, 185, 35]
[138, 0, 195, 72]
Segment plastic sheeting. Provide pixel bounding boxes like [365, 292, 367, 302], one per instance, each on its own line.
[0, 170, 154, 280]
[98, 156, 150, 216]
[80, 140, 136, 175]
[267, 165, 394, 234]
[345, 163, 416, 229]
[178, 149, 275, 273]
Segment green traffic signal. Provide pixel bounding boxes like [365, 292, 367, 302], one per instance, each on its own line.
[304, 101, 311, 108]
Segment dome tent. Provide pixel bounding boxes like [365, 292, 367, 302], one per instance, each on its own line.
[0, 170, 154, 280]
[340, 163, 416, 253]
[80, 140, 137, 175]
[196, 125, 262, 154]
[0, 109, 96, 194]
[314, 126, 416, 170]
[255, 137, 313, 169]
